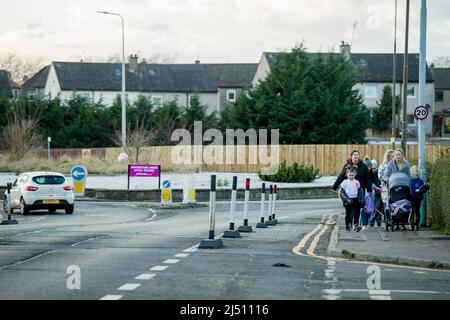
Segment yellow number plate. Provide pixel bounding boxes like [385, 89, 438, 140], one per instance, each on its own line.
[43, 199, 59, 204]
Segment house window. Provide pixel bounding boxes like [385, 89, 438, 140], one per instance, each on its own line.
[364, 85, 377, 99]
[226, 89, 236, 102]
[28, 91, 36, 99]
[407, 85, 416, 98]
[151, 95, 163, 107]
[436, 91, 444, 102]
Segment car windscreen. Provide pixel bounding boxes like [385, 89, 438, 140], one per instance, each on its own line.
[32, 175, 66, 185]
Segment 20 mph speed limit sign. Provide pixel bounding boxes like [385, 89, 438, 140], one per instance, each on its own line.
[414, 105, 429, 121]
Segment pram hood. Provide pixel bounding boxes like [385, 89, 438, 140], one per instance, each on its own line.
[389, 172, 410, 189]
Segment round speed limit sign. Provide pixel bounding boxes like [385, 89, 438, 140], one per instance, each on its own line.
[414, 105, 429, 121]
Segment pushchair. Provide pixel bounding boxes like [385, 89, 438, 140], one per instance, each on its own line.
[386, 173, 413, 232]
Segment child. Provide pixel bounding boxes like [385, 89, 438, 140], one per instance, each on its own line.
[339, 166, 362, 232]
[410, 166, 425, 230]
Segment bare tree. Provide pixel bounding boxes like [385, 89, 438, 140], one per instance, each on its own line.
[144, 53, 177, 64]
[0, 53, 47, 82]
[1, 105, 44, 160]
[432, 56, 450, 68]
[113, 116, 157, 163]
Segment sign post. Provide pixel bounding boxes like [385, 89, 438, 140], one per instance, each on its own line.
[161, 180, 172, 205]
[71, 165, 88, 198]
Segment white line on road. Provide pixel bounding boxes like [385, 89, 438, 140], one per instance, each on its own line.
[71, 236, 106, 247]
[175, 253, 190, 258]
[369, 290, 391, 295]
[150, 265, 169, 271]
[135, 274, 156, 280]
[370, 296, 392, 300]
[100, 295, 123, 300]
[16, 229, 48, 236]
[276, 215, 290, 220]
[145, 214, 157, 222]
[183, 245, 198, 253]
[118, 283, 141, 291]
[0, 250, 57, 270]
[163, 259, 179, 264]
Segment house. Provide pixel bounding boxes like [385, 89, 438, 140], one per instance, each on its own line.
[432, 67, 450, 137]
[252, 43, 436, 135]
[9, 79, 21, 100]
[23, 56, 257, 114]
[21, 65, 50, 98]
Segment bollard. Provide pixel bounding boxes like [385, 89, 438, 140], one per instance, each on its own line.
[256, 183, 267, 228]
[1, 182, 18, 225]
[272, 185, 278, 224]
[223, 176, 240, 238]
[266, 185, 275, 226]
[238, 178, 253, 233]
[199, 175, 223, 249]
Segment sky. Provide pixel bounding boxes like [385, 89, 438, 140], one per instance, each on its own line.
[0, 0, 449, 64]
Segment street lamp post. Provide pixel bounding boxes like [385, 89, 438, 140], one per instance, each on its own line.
[97, 11, 128, 162]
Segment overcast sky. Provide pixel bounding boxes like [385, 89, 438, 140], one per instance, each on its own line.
[0, 0, 449, 64]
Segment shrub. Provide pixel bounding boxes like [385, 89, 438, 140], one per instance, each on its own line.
[259, 160, 319, 183]
[429, 156, 450, 231]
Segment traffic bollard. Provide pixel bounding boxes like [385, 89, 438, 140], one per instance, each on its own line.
[1, 182, 18, 225]
[266, 185, 275, 226]
[199, 175, 223, 249]
[272, 185, 278, 224]
[256, 183, 267, 228]
[223, 176, 240, 238]
[238, 178, 253, 233]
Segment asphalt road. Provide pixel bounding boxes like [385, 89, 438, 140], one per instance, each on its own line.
[0, 199, 450, 301]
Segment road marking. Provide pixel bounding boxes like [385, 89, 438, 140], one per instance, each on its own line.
[321, 295, 341, 300]
[118, 283, 141, 291]
[292, 224, 323, 255]
[16, 229, 48, 236]
[0, 250, 57, 270]
[413, 271, 427, 274]
[86, 214, 108, 217]
[163, 259, 179, 264]
[175, 253, 189, 258]
[150, 265, 169, 271]
[100, 295, 123, 300]
[370, 295, 391, 300]
[369, 290, 391, 295]
[135, 274, 156, 280]
[145, 214, 157, 222]
[276, 215, 290, 220]
[307, 224, 329, 256]
[183, 245, 198, 253]
[71, 236, 106, 247]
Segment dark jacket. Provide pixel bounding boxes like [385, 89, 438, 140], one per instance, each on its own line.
[370, 170, 381, 188]
[332, 160, 372, 193]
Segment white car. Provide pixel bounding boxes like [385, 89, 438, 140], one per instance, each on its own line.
[3, 172, 75, 215]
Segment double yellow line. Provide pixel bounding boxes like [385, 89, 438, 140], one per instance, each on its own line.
[293, 215, 333, 257]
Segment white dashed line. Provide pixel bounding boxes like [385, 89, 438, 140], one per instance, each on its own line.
[150, 265, 169, 271]
[183, 246, 198, 253]
[370, 295, 392, 300]
[163, 259, 179, 264]
[100, 295, 123, 300]
[369, 290, 391, 295]
[118, 283, 141, 291]
[135, 274, 156, 280]
[175, 253, 189, 258]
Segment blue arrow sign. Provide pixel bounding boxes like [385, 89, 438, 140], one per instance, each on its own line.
[163, 180, 171, 188]
[71, 166, 86, 181]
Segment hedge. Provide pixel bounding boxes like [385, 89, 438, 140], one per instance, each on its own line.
[259, 160, 319, 183]
[429, 156, 450, 231]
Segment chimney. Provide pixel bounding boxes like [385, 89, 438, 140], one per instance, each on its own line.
[340, 41, 351, 61]
[129, 54, 138, 73]
[22, 75, 29, 83]
[195, 59, 200, 65]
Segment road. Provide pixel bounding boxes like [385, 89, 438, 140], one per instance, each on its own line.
[0, 199, 450, 302]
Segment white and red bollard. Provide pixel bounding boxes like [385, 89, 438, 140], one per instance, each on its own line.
[199, 175, 223, 249]
[223, 176, 240, 238]
[238, 178, 253, 233]
[271, 185, 278, 224]
[256, 183, 267, 228]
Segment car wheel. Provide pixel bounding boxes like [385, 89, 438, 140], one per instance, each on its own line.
[65, 205, 74, 214]
[20, 198, 30, 215]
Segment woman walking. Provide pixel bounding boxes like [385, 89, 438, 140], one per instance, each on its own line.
[378, 149, 394, 228]
[333, 150, 372, 231]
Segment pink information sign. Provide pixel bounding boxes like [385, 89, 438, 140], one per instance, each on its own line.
[129, 165, 160, 177]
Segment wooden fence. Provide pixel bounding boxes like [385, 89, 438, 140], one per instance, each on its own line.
[49, 144, 450, 176]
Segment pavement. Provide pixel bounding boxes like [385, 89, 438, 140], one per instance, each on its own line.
[328, 214, 450, 269]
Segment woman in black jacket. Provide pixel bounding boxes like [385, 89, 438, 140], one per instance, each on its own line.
[332, 150, 372, 230]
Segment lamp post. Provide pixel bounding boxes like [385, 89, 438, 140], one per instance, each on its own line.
[97, 11, 128, 162]
[392, 0, 398, 147]
[401, 0, 410, 157]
